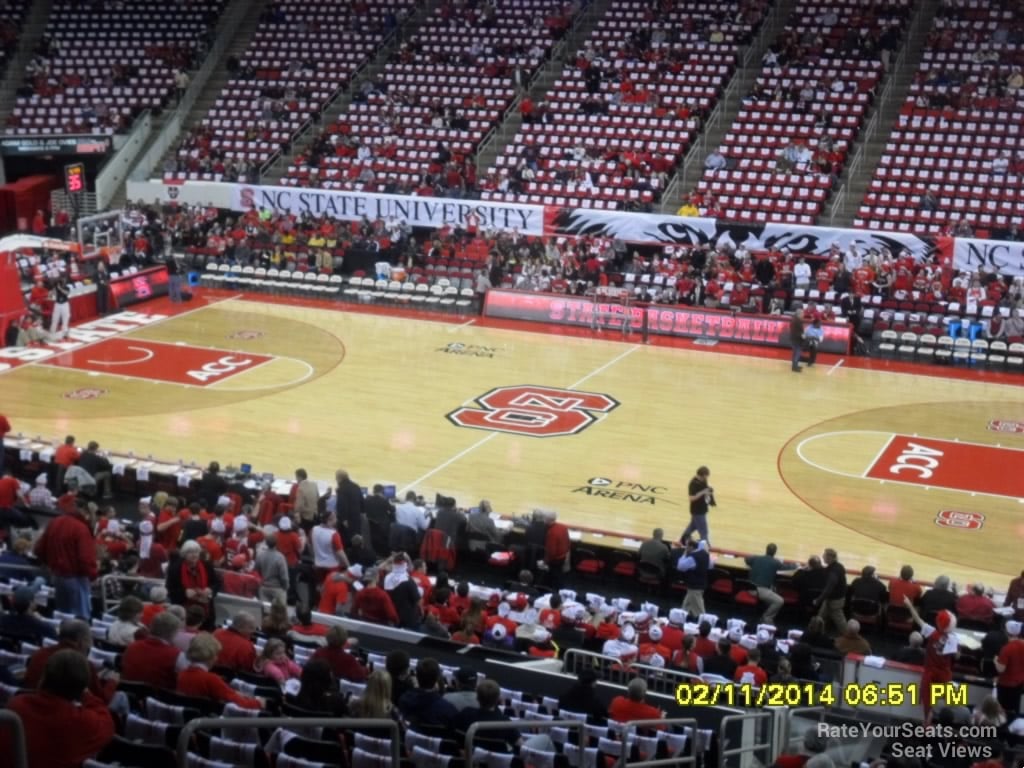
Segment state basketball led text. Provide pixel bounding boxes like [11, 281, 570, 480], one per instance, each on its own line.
[0, 311, 165, 371]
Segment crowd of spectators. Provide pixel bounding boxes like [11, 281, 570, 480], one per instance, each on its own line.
[2, 443, 1024, 766]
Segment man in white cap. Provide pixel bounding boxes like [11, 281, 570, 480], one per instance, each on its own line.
[28, 474, 56, 510]
[995, 619, 1024, 717]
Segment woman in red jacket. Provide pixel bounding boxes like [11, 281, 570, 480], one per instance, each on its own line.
[1, 649, 115, 768]
[177, 632, 262, 709]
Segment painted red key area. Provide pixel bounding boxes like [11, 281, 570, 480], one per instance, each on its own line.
[41, 337, 272, 387]
[866, 435, 1024, 498]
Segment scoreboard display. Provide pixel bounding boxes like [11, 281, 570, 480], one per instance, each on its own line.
[64, 162, 86, 194]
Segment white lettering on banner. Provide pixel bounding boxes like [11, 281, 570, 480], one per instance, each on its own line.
[888, 442, 944, 480]
[186, 355, 255, 382]
[0, 346, 54, 361]
[126, 179, 546, 235]
[954, 237, 1024, 277]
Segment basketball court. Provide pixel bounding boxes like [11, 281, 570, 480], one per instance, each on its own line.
[4, 291, 1023, 587]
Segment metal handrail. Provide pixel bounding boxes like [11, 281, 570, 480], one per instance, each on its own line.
[176, 717, 400, 768]
[99, 573, 166, 614]
[0, 710, 28, 768]
[561, 649, 703, 696]
[613, 717, 700, 768]
[464, 719, 585, 763]
[781, 707, 825, 756]
[716, 711, 774, 768]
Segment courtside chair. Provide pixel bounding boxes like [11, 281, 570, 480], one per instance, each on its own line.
[934, 336, 954, 364]
[1007, 343, 1024, 372]
[916, 334, 936, 364]
[970, 339, 988, 366]
[897, 332, 917, 359]
[988, 340, 1008, 368]
[877, 330, 897, 357]
[952, 337, 971, 365]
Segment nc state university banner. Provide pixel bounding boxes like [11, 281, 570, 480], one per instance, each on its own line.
[229, 184, 547, 235]
[953, 236, 1024, 277]
[484, 290, 851, 354]
[545, 208, 936, 259]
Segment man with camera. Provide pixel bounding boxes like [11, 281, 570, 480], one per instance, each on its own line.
[681, 466, 715, 546]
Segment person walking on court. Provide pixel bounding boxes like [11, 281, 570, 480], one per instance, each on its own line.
[789, 312, 804, 372]
[681, 466, 715, 546]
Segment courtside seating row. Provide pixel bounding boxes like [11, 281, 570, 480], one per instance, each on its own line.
[9, 0, 223, 135]
[855, 0, 1024, 234]
[172, 0, 413, 178]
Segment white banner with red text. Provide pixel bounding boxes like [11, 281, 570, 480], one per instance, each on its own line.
[128, 180, 1018, 275]
[127, 179, 547, 235]
[952, 236, 1024, 278]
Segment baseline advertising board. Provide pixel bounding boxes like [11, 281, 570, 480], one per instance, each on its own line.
[484, 289, 851, 354]
[109, 265, 169, 308]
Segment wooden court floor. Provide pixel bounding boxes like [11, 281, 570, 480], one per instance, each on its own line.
[5, 293, 1024, 587]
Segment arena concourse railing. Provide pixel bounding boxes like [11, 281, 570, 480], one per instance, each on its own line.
[610, 717, 700, 768]
[98, 573, 165, 615]
[0, 710, 28, 768]
[175, 717, 401, 768]
[562, 648, 702, 697]
[779, 707, 826, 757]
[717, 711, 774, 768]
[464, 719, 586, 765]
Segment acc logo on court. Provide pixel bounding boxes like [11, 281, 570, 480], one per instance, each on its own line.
[447, 385, 619, 438]
[934, 510, 985, 530]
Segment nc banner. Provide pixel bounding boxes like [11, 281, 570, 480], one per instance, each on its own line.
[127, 179, 547, 235]
[230, 184, 547, 235]
[953, 236, 1024, 277]
[545, 208, 937, 260]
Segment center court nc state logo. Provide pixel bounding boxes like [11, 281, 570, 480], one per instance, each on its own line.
[447, 385, 619, 437]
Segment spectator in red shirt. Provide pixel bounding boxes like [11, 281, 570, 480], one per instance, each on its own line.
[24, 619, 117, 704]
[543, 511, 570, 590]
[1, 649, 115, 768]
[156, 495, 184, 551]
[0, 467, 27, 510]
[177, 633, 262, 709]
[608, 678, 666, 727]
[319, 567, 356, 615]
[166, 540, 219, 623]
[352, 567, 399, 626]
[311, 625, 369, 682]
[957, 583, 996, 625]
[0, 412, 10, 474]
[889, 565, 923, 606]
[121, 611, 185, 690]
[734, 647, 768, 686]
[693, 620, 718, 659]
[34, 498, 97, 618]
[54, 434, 80, 468]
[213, 612, 259, 672]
